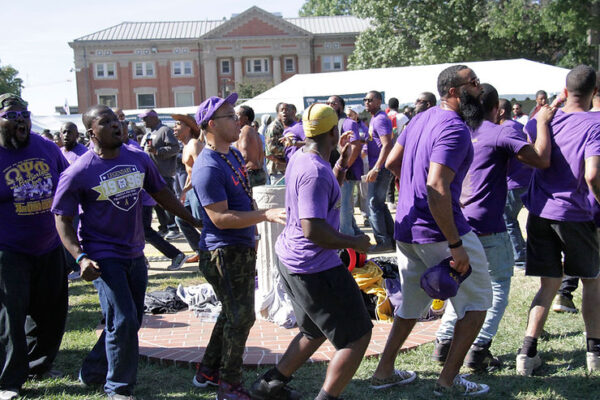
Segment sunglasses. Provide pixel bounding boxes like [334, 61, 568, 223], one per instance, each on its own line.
[212, 113, 238, 121]
[0, 110, 31, 120]
[363, 98, 375, 103]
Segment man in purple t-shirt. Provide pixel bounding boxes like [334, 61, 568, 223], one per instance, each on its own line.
[363, 90, 395, 252]
[378, 65, 492, 396]
[516, 65, 600, 376]
[0, 94, 69, 400]
[52, 105, 200, 399]
[250, 103, 373, 400]
[60, 122, 88, 164]
[433, 83, 552, 372]
[326, 95, 365, 236]
[190, 93, 285, 400]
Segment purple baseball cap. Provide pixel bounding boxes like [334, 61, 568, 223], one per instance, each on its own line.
[137, 109, 158, 119]
[195, 93, 238, 125]
[420, 257, 472, 300]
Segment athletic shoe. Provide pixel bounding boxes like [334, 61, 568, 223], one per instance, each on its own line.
[552, 295, 578, 313]
[192, 364, 219, 388]
[465, 342, 503, 372]
[108, 395, 136, 400]
[0, 390, 18, 400]
[249, 374, 301, 400]
[433, 374, 489, 397]
[167, 253, 186, 271]
[431, 338, 452, 365]
[368, 243, 395, 254]
[164, 230, 183, 241]
[369, 369, 417, 390]
[185, 253, 200, 263]
[516, 352, 542, 376]
[216, 381, 251, 400]
[587, 352, 600, 372]
[68, 271, 81, 280]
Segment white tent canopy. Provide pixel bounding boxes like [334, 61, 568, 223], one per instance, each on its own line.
[242, 59, 570, 115]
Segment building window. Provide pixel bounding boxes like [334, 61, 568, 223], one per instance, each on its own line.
[137, 93, 156, 108]
[220, 59, 231, 75]
[245, 58, 269, 74]
[172, 60, 193, 77]
[98, 94, 117, 107]
[95, 63, 116, 79]
[134, 62, 155, 78]
[284, 57, 295, 73]
[174, 92, 194, 107]
[322, 55, 343, 72]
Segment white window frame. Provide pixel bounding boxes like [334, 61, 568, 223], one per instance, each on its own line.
[220, 59, 231, 75]
[284, 57, 295, 73]
[174, 91, 194, 107]
[136, 93, 156, 109]
[322, 55, 343, 72]
[94, 62, 116, 79]
[134, 62, 155, 78]
[172, 60, 193, 77]
[97, 94, 117, 107]
[245, 58, 270, 75]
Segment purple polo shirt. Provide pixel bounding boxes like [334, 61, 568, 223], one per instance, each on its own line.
[502, 119, 533, 190]
[61, 143, 89, 165]
[366, 110, 393, 169]
[52, 144, 166, 259]
[394, 106, 473, 244]
[276, 150, 342, 274]
[460, 120, 528, 235]
[523, 109, 600, 221]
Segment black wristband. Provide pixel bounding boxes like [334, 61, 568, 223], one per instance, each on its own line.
[448, 239, 463, 249]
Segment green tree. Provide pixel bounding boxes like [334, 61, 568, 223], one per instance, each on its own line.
[299, 0, 355, 16]
[236, 80, 273, 100]
[0, 61, 24, 96]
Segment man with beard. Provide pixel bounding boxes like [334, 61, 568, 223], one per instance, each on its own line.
[234, 105, 266, 187]
[373, 65, 492, 396]
[512, 102, 529, 125]
[60, 122, 88, 164]
[265, 102, 296, 183]
[363, 91, 395, 252]
[52, 105, 200, 399]
[414, 92, 437, 114]
[0, 94, 70, 400]
[516, 65, 600, 376]
[432, 84, 551, 372]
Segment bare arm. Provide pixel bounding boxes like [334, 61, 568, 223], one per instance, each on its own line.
[54, 214, 101, 281]
[426, 162, 469, 274]
[236, 127, 253, 167]
[366, 133, 393, 182]
[301, 218, 371, 253]
[203, 200, 286, 230]
[150, 186, 202, 228]
[516, 105, 555, 169]
[385, 142, 405, 178]
[586, 155, 600, 205]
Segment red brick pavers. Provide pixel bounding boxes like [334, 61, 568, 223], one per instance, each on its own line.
[98, 312, 440, 368]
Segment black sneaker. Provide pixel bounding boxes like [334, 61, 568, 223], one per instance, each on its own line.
[192, 363, 219, 388]
[250, 374, 301, 400]
[431, 338, 452, 365]
[465, 342, 503, 372]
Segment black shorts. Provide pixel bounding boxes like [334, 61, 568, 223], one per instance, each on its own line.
[277, 263, 373, 350]
[526, 213, 599, 278]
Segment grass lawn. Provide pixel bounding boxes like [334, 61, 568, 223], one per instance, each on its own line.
[19, 268, 600, 399]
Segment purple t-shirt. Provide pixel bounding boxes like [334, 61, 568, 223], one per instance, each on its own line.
[276, 150, 342, 274]
[366, 110, 393, 169]
[0, 134, 69, 255]
[502, 119, 533, 190]
[192, 147, 254, 251]
[283, 122, 305, 162]
[394, 106, 473, 244]
[52, 144, 166, 259]
[523, 109, 600, 221]
[341, 117, 364, 181]
[460, 120, 528, 235]
[61, 143, 89, 165]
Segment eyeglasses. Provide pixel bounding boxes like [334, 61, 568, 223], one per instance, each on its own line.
[0, 110, 31, 120]
[363, 98, 375, 103]
[456, 77, 481, 89]
[212, 114, 238, 121]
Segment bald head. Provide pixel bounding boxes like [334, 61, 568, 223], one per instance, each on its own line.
[61, 122, 79, 150]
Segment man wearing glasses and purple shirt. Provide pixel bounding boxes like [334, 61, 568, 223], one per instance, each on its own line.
[363, 91, 395, 252]
[0, 94, 70, 400]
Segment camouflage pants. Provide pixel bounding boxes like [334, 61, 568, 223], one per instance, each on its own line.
[247, 169, 267, 187]
[198, 245, 256, 384]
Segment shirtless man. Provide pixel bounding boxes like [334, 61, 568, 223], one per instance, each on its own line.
[234, 105, 266, 187]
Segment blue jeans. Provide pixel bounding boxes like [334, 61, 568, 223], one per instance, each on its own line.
[367, 168, 394, 245]
[80, 257, 147, 396]
[142, 206, 181, 259]
[436, 232, 513, 346]
[340, 180, 363, 236]
[503, 187, 527, 268]
[176, 189, 201, 253]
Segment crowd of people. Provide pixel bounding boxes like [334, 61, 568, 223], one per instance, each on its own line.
[1, 62, 600, 400]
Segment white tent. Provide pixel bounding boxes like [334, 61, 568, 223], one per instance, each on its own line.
[242, 58, 570, 115]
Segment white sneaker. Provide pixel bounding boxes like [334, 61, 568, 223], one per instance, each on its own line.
[433, 374, 489, 397]
[516, 353, 542, 376]
[0, 390, 18, 400]
[164, 230, 183, 241]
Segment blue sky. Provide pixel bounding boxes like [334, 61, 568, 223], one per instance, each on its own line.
[1, 0, 305, 115]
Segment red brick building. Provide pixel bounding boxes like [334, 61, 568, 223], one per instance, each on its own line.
[70, 6, 370, 110]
